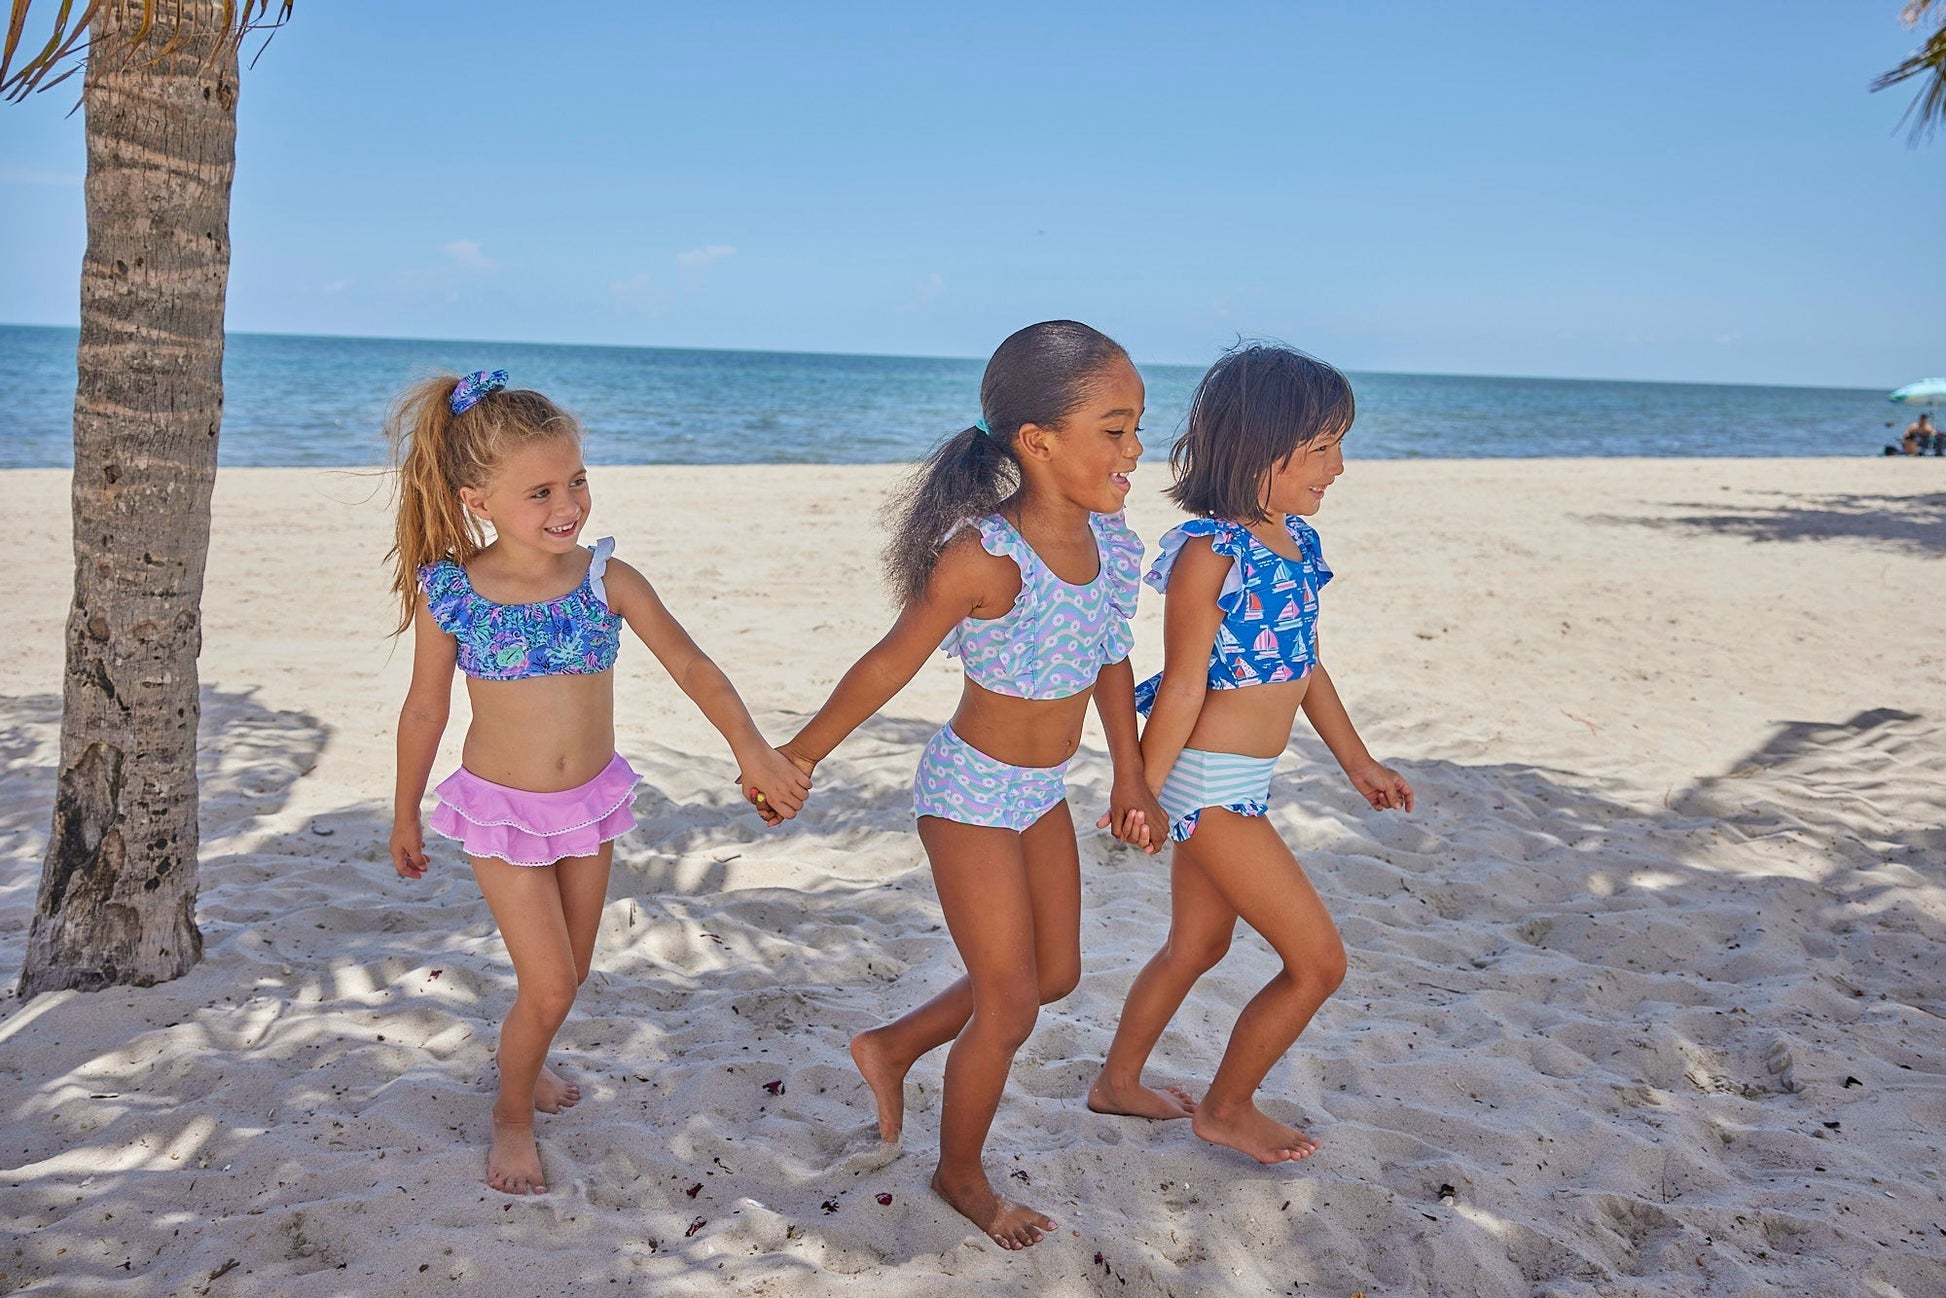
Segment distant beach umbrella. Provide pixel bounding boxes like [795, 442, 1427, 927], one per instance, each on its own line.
[1889, 378, 1946, 405]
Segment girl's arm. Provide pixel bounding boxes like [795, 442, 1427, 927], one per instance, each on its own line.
[780, 536, 1000, 772]
[1299, 653, 1414, 811]
[1091, 658, 1167, 854]
[603, 560, 813, 817]
[392, 602, 457, 879]
[1136, 538, 1230, 791]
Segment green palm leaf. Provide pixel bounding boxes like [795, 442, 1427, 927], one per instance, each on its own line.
[1874, 0, 1946, 143]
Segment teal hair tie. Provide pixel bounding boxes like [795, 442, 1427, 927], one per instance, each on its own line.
[974, 416, 992, 437]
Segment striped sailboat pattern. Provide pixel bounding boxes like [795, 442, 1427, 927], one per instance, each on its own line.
[1134, 515, 1332, 714]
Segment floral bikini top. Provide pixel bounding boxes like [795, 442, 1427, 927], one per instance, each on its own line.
[1133, 516, 1331, 714]
[941, 512, 1143, 701]
[418, 538, 623, 681]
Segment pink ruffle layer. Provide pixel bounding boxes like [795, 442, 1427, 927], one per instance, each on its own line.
[428, 753, 639, 867]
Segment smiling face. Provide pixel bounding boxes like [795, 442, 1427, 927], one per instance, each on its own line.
[1262, 430, 1346, 517]
[1018, 358, 1147, 514]
[458, 434, 592, 554]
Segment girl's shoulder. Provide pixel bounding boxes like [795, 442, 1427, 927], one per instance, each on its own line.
[929, 516, 1027, 606]
[1144, 517, 1253, 594]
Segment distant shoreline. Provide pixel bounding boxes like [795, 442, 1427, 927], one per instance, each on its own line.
[0, 322, 1892, 394]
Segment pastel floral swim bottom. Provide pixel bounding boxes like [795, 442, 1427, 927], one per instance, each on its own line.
[912, 725, 1071, 831]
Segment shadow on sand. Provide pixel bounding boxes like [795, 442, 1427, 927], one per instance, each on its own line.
[1587, 489, 1946, 558]
[0, 703, 1941, 1295]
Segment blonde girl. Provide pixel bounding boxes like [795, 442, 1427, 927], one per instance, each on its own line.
[387, 370, 809, 1196]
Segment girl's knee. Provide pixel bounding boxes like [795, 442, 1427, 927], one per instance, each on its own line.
[521, 980, 579, 1028]
[1287, 937, 1347, 996]
[973, 998, 1040, 1051]
[1166, 932, 1231, 977]
[1038, 960, 1080, 1005]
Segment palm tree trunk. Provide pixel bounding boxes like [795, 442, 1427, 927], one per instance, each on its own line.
[18, 0, 237, 995]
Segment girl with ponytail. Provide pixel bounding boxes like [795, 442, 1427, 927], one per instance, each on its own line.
[759, 321, 1167, 1250]
[385, 370, 809, 1197]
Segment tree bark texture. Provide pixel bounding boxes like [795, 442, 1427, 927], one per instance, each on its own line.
[18, 1, 238, 996]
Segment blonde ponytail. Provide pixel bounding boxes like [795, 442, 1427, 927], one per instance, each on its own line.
[384, 374, 581, 636]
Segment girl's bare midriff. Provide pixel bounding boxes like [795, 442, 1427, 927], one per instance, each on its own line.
[460, 671, 617, 791]
[950, 677, 1097, 770]
[1181, 674, 1313, 759]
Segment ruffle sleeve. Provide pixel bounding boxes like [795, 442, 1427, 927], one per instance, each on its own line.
[417, 559, 474, 636]
[1144, 519, 1250, 612]
[940, 514, 1034, 666]
[1287, 517, 1332, 591]
[585, 536, 617, 609]
[1091, 511, 1143, 663]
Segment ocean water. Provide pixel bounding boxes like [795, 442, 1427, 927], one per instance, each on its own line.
[0, 324, 1901, 468]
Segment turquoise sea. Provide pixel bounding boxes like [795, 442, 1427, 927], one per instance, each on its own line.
[0, 324, 1901, 468]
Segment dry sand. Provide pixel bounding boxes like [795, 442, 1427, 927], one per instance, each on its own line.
[1, 458, 1942, 1297]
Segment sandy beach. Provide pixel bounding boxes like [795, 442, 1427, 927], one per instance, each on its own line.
[1, 457, 1942, 1297]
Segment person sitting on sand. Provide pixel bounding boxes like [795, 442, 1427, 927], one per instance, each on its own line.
[749, 321, 1165, 1251]
[385, 370, 808, 1196]
[1891, 412, 1935, 456]
[1089, 343, 1414, 1165]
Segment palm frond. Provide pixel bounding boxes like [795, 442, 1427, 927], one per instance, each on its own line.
[1875, 0, 1946, 144]
[1, 0, 290, 103]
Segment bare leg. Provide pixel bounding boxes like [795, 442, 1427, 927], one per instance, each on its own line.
[1088, 847, 1236, 1121]
[470, 853, 588, 1194]
[911, 811, 1073, 1249]
[853, 804, 1082, 1144]
[531, 844, 612, 1112]
[1179, 811, 1345, 1164]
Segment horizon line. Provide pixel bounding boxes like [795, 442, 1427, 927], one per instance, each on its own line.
[0, 320, 1895, 396]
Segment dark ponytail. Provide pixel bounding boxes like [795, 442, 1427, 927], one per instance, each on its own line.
[882, 320, 1128, 607]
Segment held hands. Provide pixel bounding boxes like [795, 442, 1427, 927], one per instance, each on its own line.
[390, 819, 430, 880]
[738, 743, 816, 827]
[1096, 776, 1168, 855]
[1347, 760, 1415, 813]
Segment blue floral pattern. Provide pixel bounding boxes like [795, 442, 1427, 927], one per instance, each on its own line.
[942, 511, 1143, 701]
[1134, 516, 1331, 713]
[418, 537, 622, 681]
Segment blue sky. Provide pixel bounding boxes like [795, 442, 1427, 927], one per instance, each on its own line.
[2, 1, 1941, 387]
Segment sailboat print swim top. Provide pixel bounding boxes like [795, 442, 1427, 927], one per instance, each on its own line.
[1133, 516, 1331, 714]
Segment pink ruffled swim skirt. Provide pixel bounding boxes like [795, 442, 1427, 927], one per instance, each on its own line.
[427, 753, 640, 867]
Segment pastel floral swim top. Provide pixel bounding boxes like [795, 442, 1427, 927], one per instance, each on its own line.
[941, 511, 1143, 701]
[1133, 516, 1331, 714]
[418, 537, 623, 681]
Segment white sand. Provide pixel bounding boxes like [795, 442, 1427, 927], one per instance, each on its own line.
[1, 459, 1942, 1296]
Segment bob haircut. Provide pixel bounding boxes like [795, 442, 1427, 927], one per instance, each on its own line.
[1166, 343, 1355, 524]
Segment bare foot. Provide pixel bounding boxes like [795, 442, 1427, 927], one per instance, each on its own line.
[1087, 1072, 1198, 1120]
[931, 1166, 1056, 1251]
[487, 1118, 547, 1194]
[534, 1065, 580, 1114]
[1191, 1101, 1319, 1164]
[849, 1028, 909, 1143]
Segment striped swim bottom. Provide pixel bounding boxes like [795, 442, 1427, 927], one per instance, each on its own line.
[1156, 748, 1277, 842]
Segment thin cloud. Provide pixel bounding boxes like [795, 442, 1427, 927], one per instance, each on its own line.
[443, 239, 498, 270]
[675, 244, 736, 269]
[611, 272, 667, 312]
